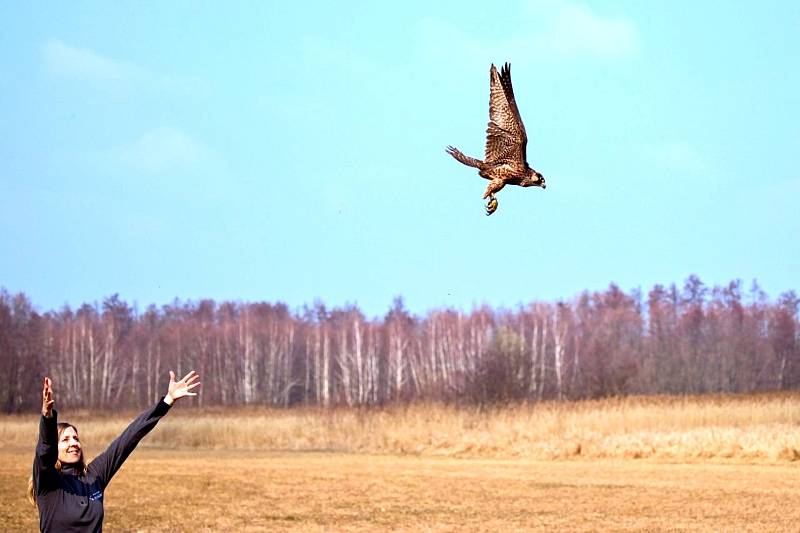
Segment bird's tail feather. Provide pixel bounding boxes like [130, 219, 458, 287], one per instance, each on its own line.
[446, 146, 484, 169]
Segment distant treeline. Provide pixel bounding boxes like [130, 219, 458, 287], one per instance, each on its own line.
[1, 275, 798, 412]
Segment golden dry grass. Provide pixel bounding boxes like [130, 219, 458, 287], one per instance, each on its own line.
[2, 393, 798, 462]
[3, 394, 800, 531]
[2, 449, 799, 532]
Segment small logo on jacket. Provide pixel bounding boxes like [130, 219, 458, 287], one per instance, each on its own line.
[89, 489, 103, 501]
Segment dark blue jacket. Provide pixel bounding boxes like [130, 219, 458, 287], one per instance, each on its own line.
[33, 398, 171, 532]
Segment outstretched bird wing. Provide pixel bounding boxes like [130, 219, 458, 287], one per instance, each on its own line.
[484, 63, 528, 166]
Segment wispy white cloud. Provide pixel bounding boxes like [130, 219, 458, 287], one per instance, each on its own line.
[524, 0, 640, 60]
[118, 127, 211, 173]
[41, 39, 209, 96]
[414, 0, 640, 66]
[42, 39, 149, 83]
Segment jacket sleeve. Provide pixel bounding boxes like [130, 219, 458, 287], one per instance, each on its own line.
[88, 398, 172, 487]
[33, 410, 59, 494]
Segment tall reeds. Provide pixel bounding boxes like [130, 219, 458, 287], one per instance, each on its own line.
[3, 394, 798, 462]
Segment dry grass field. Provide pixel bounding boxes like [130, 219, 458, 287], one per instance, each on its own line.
[2, 394, 799, 531]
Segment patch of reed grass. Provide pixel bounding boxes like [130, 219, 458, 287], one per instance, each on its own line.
[2, 393, 798, 463]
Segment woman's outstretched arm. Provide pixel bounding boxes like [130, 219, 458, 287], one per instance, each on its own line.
[89, 370, 200, 487]
[33, 377, 59, 493]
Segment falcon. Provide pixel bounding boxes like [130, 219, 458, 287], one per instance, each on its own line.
[447, 62, 546, 215]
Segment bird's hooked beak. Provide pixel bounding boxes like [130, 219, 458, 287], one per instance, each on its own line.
[524, 173, 546, 189]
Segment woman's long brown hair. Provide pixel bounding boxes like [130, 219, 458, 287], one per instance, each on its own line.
[27, 422, 87, 506]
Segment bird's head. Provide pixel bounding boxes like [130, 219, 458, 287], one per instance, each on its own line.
[522, 169, 546, 189]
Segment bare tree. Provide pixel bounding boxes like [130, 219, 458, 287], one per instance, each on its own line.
[1, 276, 799, 412]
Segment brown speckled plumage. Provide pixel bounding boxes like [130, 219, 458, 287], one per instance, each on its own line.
[447, 63, 546, 215]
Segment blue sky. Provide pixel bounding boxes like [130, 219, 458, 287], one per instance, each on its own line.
[1, 1, 798, 318]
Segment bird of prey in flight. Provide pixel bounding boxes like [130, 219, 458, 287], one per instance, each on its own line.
[447, 62, 546, 215]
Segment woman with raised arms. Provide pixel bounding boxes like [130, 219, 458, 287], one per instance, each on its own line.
[29, 371, 200, 532]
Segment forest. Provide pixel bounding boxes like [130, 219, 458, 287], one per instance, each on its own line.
[1, 275, 798, 412]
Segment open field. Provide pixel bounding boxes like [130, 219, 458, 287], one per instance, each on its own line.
[2, 448, 799, 531]
[2, 394, 799, 531]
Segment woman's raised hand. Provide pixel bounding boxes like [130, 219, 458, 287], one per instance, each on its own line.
[165, 370, 201, 404]
[41, 377, 54, 418]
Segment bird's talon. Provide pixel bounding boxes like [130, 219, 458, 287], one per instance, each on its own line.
[485, 196, 498, 215]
